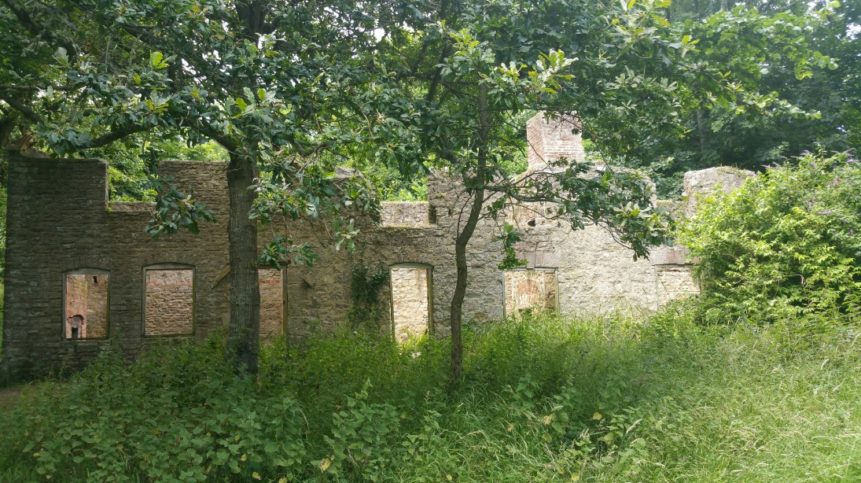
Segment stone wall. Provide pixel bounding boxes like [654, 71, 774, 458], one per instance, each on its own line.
[2, 159, 232, 373]
[0, 113, 754, 374]
[381, 202, 432, 227]
[503, 269, 558, 317]
[526, 113, 585, 170]
[509, 199, 665, 316]
[684, 167, 754, 217]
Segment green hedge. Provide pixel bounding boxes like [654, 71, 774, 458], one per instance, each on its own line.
[680, 153, 861, 324]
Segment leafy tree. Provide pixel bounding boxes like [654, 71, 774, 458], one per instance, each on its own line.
[2, 0, 852, 379]
[0, 0, 392, 373]
[365, 1, 679, 380]
[371, 0, 847, 377]
[634, 1, 859, 194]
[666, 0, 813, 21]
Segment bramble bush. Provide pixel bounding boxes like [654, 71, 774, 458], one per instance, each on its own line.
[680, 153, 861, 324]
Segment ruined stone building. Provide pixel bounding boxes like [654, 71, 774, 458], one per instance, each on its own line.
[1, 114, 751, 374]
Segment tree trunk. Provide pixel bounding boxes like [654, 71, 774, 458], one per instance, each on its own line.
[449, 85, 489, 382]
[226, 151, 261, 374]
[449, 186, 484, 382]
[696, 108, 707, 164]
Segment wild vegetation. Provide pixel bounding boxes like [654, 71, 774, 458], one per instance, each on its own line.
[1, 157, 860, 481]
[2, 0, 857, 377]
[682, 154, 861, 324]
[0, 0, 859, 479]
[1, 308, 859, 481]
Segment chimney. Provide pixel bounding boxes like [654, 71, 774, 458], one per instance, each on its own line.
[526, 112, 585, 171]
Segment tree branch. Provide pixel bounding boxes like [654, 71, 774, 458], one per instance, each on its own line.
[78, 124, 149, 150]
[1, 0, 78, 58]
[0, 94, 41, 123]
[196, 121, 240, 153]
[0, 98, 160, 152]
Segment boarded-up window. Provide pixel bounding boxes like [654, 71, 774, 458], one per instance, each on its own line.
[259, 268, 284, 340]
[503, 269, 558, 318]
[390, 265, 431, 342]
[144, 268, 194, 336]
[64, 270, 109, 339]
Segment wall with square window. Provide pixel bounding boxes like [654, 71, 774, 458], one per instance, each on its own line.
[503, 269, 558, 318]
[144, 268, 194, 336]
[64, 271, 109, 339]
[390, 265, 431, 342]
[259, 268, 284, 341]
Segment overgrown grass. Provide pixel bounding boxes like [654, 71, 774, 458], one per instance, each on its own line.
[0, 279, 4, 354]
[1, 306, 860, 481]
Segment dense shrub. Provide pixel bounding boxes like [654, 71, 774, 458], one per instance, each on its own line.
[680, 153, 861, 324]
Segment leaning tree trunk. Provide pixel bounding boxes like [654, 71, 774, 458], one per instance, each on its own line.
[226, 151, 261, 374]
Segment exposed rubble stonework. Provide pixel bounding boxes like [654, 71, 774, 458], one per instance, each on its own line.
[258, 268, 285, 340]
[503, 268, 558, 317]
[0, 113, 753, 374]
[683, 167, 754, 217]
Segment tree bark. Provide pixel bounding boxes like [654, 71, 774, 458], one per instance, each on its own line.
[696, 108, 707, 164]
[449, 85, 489, 382]
[450, 185, 484, 382]
[226, 151, 261, 374]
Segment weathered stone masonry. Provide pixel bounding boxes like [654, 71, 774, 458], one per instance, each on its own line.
[1, 114, 752, 374]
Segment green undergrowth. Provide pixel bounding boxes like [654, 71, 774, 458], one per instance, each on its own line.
[1, 306, 860, 481]
[0, 280, 4, 353]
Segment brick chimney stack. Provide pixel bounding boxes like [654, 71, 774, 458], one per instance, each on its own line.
[526, 112, 585, 171]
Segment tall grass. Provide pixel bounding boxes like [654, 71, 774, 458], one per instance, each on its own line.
[0, 306, 859, 481]
[0, 280, 4, 355]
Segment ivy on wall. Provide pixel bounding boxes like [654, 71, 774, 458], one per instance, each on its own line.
[348, 264, 390, 332]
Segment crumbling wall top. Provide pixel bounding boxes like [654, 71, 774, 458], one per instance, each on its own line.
[683, 166, 755, 217]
